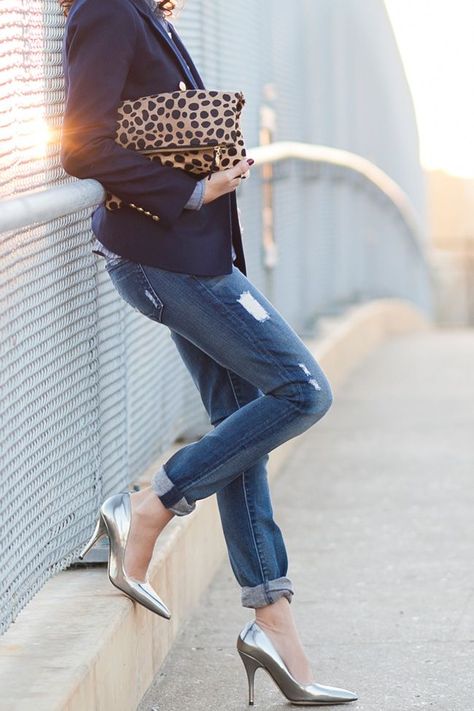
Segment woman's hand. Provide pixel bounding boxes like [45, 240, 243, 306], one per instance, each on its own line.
[202, 158, 254, 205]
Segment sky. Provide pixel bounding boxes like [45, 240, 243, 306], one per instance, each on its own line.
[384, 0, 474, 178]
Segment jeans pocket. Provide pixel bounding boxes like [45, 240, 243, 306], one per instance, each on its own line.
[107, 261, 165, 323]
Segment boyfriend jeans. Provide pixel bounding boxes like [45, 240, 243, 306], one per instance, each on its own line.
[103, 254, 333, 608]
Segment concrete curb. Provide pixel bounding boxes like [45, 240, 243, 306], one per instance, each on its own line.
[313, 298, 430, 388]
[0, 298, 430, 711]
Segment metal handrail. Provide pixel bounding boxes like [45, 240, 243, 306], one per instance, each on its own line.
[0, 141, 424, 254]
[252, 142, 425, 253]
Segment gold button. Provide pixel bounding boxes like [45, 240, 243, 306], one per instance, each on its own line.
[130, 203, 136, 207]
[152, 215, 160, 221]
[179, 81, 187, 90]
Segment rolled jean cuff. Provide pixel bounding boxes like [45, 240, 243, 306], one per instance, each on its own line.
[241, 576, 294, 608]
[151, 464, 196, 516]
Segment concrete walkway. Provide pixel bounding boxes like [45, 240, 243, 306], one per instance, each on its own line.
[138, 328, 474, 711]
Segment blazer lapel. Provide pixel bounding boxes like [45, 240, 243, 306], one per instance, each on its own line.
[129, 0, 205, 89]
[167, 22, 206, 90]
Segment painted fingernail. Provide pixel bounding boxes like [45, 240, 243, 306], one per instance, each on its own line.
[247, 158, 255, 165]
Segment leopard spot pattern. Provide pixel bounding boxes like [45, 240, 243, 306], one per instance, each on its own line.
[104, 89, 247, 215]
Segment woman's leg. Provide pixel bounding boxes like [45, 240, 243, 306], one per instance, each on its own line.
[105, 260, 332, 510]
[121, 327, 293, 604]
[167, 333, 315, 683]
[105, 257, 330, 682]
[168, 329, 293, 609]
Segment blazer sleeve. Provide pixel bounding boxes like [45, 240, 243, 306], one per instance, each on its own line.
[60, 0, 198, 226]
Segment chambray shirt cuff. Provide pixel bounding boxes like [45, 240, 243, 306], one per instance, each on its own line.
[183, 178, 205, 210]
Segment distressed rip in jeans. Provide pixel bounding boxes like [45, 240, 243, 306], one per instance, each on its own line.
[103, 256, 333, 608]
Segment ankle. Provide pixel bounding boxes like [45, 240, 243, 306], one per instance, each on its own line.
[255, 597, 292, 632]
[256, 616, 292, 636]
[131, 487, 174, 526]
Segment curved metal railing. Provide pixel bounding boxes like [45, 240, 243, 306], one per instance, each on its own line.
[0, 141, 424, 253]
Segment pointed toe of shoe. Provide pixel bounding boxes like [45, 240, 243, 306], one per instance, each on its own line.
[304, 682, 358, 703]
[343, 689, 358, 702]
[334, 687, 358, 703]
[136, 581, 172, 619]
[113, 577, 172, 619]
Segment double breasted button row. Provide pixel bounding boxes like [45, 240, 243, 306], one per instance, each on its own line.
[129, 203, 160, 221]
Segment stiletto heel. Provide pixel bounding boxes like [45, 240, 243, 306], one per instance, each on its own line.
[238, 649, 263, 705]
[78, 513, 108, 560]
[79, 491, 171, 619]
[237, 620, 358, 705]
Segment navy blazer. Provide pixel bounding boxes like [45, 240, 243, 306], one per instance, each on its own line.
[60, 0, 247, 276]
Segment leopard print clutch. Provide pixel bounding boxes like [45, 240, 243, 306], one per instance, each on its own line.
[105, 89, 247, 218]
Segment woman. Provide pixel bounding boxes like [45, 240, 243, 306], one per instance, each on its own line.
[60, 0, 357, 705]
